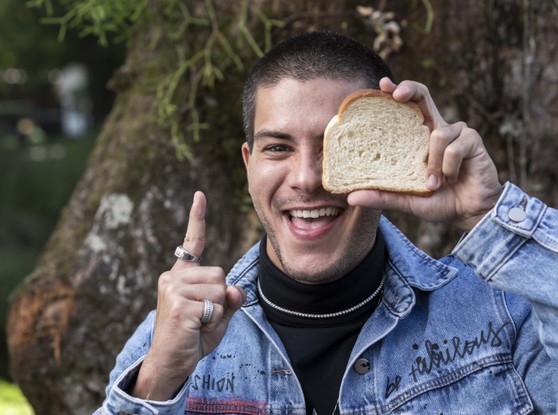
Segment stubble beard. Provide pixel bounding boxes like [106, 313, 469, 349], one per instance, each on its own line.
[251, 196, 380, 284]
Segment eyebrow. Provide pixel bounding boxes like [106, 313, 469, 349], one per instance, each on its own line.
[253, 129, 294, 142]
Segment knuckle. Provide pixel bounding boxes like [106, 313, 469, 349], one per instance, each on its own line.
[158, 271, 179, 292]
[464, 126, 480, 139]
[184, 232, 206, 245]
[445, 145, 462, 160]
[159, 271, 173, 285]
[206, 266, 226, 281]
[430, 128, 445, 141]
[415, 81, 428, 91]
[401, 79, 425, 89]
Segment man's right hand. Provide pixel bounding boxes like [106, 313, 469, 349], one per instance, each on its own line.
[132, 191, 246, 401]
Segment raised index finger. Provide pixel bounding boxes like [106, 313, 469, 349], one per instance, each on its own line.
[172, 191, 206, 270]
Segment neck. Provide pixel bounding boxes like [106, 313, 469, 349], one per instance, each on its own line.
[257, 232, 386, 323]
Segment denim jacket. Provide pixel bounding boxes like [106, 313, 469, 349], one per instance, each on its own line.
[98, 182, 558, 414]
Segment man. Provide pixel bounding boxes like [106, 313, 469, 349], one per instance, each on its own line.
[97, 31, 558, 414]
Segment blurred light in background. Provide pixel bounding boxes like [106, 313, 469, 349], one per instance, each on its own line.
[2, 68, 28, 85]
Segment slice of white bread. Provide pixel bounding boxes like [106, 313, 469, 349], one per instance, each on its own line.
[323, 89, 431, 195]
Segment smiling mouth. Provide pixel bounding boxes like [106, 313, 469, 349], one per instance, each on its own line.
[287, 207, 341, 219]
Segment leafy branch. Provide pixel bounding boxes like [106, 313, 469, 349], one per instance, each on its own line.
[155, 0, 284, 160]
[26, 0, 149, 45]
[28, 0, 284, 161]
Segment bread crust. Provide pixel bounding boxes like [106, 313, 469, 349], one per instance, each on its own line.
[338, 89, 388, 118]
[323, 89, 432, 196]
[338, 89, 425, 125]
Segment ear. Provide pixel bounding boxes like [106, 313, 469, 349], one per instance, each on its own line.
[241, 142, 251, 170]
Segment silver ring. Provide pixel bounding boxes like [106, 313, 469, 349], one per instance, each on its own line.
[174, 245, 201, 262]
[200, 299, 214, 324]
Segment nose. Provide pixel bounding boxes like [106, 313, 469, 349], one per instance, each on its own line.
[288, 146, 323, 194]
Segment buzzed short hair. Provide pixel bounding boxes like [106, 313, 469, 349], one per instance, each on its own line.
[242, 31, 394, 149]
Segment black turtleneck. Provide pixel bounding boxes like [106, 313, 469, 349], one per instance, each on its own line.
[257, 232, 386, 415]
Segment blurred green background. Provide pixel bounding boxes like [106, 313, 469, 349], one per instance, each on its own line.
[0, 0, 125, 411]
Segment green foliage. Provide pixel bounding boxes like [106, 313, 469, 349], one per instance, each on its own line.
[0, 0, 70, 90]
[26, 0, 150, 46]
[412, 0, 434, 33]
[0, 379, 34, 414]
[154, 0, 284, 160]
[421, 57, 436, 69]
[0, 0, 125, 124]
[27, 0, 284, 160]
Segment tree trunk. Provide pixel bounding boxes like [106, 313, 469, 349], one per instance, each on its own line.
[6, 1, 262, 413]
[7, 1, 558, 414]
[6, 1, 358, 413]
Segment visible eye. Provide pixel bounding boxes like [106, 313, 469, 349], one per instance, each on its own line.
[265, 144, 291, 153]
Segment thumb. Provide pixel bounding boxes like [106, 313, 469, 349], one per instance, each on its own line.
[222, 285, 246, 321]
[348, 189, 415, 214]
[347, 189, 392, 209]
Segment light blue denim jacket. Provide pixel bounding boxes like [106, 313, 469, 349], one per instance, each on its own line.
[98, 182, 558, 414]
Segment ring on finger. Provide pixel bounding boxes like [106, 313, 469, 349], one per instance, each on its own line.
[175, 245, 201, 262]
[200, 299, 214, 324]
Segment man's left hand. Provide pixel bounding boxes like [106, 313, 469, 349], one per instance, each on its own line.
[347, 77, 502, 232]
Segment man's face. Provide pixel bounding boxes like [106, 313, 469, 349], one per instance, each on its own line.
[242, 77, 381, 284]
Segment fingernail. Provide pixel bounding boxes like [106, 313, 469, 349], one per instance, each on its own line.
[427, 174, 438, 189]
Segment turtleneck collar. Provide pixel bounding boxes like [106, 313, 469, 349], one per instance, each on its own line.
[257, 232, 386, 326]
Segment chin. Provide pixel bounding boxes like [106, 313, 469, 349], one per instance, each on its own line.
[281, 260, 345, 284]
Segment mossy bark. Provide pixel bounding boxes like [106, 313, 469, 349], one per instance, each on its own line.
[6, 2, 261, 413]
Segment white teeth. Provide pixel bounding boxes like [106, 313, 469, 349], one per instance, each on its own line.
[289, 207, 340, 218]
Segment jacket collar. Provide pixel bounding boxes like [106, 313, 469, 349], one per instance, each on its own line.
[379, 216, 458, 292]
[227, 216, 459, 307]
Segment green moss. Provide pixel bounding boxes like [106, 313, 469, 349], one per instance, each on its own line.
[0, 379, 34, 415]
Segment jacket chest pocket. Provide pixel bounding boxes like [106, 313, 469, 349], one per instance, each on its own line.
[383, 358, 533, 415]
